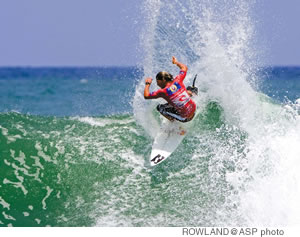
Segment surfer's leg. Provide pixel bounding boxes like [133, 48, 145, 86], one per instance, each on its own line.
[162, 114, 175, 121]
[157, 104, 175, 121]
[157, 104, 189, 122]
[182, 112, 195, 122]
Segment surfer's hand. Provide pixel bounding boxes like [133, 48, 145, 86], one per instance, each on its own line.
[172, 56, 177, 64]
[145, 78, 152, 85]
[172, 56, 188, 72]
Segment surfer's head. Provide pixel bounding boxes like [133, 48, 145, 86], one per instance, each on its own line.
[156, 71, 173, 88]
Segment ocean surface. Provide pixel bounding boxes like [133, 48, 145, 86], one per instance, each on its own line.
[1, 0, 300, 227]
[0, 66, 299, 227]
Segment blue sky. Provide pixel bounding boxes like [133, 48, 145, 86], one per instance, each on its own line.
[258, 0, 300, 66]
[0, 0, 299, 66]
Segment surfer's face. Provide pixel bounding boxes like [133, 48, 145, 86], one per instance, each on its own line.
[156, 71, 173, 88]
[156, 79, 167, 88]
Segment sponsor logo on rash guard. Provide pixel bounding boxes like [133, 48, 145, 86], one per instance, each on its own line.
[166, 82, 181, 96]
[166, 82, 190, 108]
[172, 90, 190, 107]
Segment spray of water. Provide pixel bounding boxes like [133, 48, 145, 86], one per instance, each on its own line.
[133, 0, 300, 226]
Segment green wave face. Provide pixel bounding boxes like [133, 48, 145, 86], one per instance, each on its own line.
[1, 102, 246, 227]
[0, 112, 148, 226]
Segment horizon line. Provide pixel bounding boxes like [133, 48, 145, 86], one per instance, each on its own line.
[0, 65, 140, 68]
[0, 64, 300, 68]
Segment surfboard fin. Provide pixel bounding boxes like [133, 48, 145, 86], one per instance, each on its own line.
[187, 74, 198, 95]
[192, 74, 197, 87]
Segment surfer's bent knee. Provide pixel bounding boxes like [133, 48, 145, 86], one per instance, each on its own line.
[183, 112, 195, 122]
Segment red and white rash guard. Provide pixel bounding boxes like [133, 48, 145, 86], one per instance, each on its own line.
[149, 70, 196, 118]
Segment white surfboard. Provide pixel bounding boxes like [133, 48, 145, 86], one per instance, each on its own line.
[150, 120, 187, 166]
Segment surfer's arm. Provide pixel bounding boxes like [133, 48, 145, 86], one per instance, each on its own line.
[144, 78, 156, 99]
[144, 84, 152, 99]
[172, 56, 188, 72]
[144, 78, 162, 99]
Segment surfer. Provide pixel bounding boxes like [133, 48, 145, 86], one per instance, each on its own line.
[144, 56, 197, 122]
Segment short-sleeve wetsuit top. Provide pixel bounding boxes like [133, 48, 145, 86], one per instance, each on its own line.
[149, 70, 196, 118]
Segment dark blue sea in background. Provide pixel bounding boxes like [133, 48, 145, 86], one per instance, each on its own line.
[259, 67, 300, 103]
[0, 67, 299, 117]
[0, 67, 142, 116]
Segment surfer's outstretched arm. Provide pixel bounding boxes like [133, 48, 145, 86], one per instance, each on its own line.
[172, 56, 188, 72]
[144, 77, 161, 99]
[144, 77, 163, 99]
[144, 77, 152, 99]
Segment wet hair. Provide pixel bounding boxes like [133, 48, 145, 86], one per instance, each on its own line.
[156, 71, 173, 82]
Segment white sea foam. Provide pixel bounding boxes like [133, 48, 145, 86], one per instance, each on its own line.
[41, 186, 53, 210]
[0, 196, 10, 210]
[80, 78, 88, 84]
[75, 116, 134, 127]
[131, 0, 300, 227]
